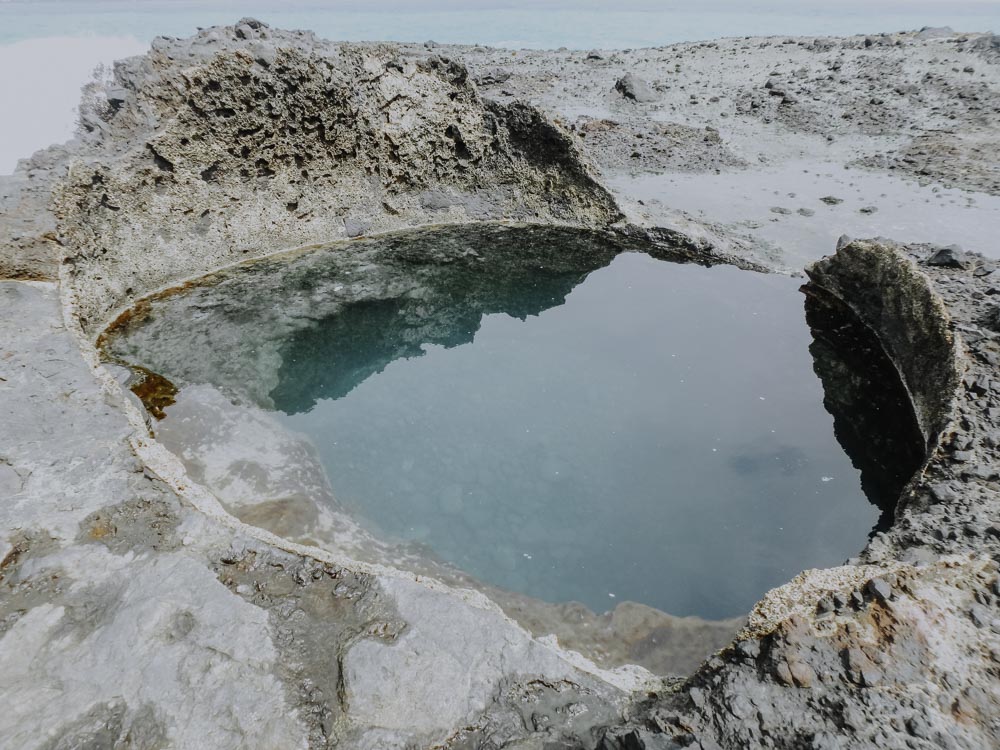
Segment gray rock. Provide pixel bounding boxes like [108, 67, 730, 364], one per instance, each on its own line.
[475, 67, 512, 86]
[865, 577, 893, 603]
[926, 245, 968, 268]
[917, 26, 955, 39]
[929, 482, 960, 503]
[418, 190, 455, 210]
[249, 42, 276, 67]
[974, 263, 996, 278]
[614, 73, 658, 103]
[969, 604, 991, 628]
[234, 17, 269, 40]
[598, 727, 677, 750]
[735, 639, 760, 660]
[843, 647, 882, 686]
[105, 87, 129, 107]
[344, 217, 370, 238]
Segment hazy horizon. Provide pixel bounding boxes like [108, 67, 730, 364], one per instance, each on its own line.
[2, 0, 998, 172]
[3, 0, 998, 8]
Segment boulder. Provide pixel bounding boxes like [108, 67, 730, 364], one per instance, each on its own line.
[614, 73, 658, 103]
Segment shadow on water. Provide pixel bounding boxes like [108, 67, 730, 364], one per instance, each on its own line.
[802, 284, 927, 532]
[269, 228, 928, 538]
[268, 225, 684, 413]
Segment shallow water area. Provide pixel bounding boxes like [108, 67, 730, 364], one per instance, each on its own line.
[105, 226, 892, 621]
[611, 160, 1000, 268]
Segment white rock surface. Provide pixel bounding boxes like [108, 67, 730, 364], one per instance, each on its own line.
[0, 548, 306, 749]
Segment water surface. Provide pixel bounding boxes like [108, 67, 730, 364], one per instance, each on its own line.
[106, 226, 891, 619]
[274, 253, 879, 618]
[610, 161, 1000, 265]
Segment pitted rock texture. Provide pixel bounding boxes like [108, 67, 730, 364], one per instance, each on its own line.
[45, 20, 621, 334]
[0, 152, 66, 280]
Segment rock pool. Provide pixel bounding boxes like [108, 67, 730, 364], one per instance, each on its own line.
[103, 225, 919, 620]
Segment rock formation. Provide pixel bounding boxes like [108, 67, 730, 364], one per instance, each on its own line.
[1, 18, 999, 750]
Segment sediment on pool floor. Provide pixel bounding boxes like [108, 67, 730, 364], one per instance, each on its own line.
[91, 226, 951, 678]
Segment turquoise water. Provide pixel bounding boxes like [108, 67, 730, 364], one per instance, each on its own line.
[105, 227, 895, 619]
[2, 1, 997, 47]
[274, 251, 877, 618]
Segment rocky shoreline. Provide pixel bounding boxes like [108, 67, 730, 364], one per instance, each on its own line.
[1, 19, 999, 749]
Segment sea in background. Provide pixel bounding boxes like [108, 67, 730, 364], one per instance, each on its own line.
[1, 0, 999, 171]
[3, 0, 1000, 48]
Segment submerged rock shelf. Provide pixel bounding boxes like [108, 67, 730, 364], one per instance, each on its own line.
[2, 16, 999, 750]
[103, 224, 907, 626]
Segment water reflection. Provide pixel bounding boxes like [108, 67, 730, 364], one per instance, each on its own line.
[103, 225, 920, 619]
[268, 226, 631, 413]
[802, 285, 926, 531]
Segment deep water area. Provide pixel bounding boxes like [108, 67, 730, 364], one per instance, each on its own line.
[104, 225, 915, 619]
